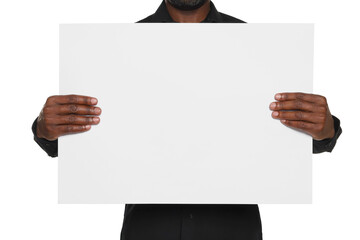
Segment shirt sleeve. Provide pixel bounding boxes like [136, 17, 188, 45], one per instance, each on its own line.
[32, 117, 58, 157]
[313, 115, 342, 154]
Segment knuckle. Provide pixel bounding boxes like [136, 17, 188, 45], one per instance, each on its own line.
[296, 93, 305, 100]
[69, 104, 78, 113]
[42, 106, 51, 115]
[295, 100, 303, 109]
[319, 115, 326, 123]
[46, 95, 55, 104]
[43, 116, 51, 125]
[68, 115, 76, 123]
[44, 123, 53, 133]
[320, 96, 327, 105]
[295, 111, 303, 120]
[318, 106, 327, 114]
[316, 124, 325, 133]
[66, 125, 74, 132]
[68, 95, 78, 104]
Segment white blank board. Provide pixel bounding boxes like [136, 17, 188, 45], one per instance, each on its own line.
[59, 23, 313, 204]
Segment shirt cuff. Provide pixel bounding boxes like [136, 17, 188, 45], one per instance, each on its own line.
[313, 115, 342, 154]
[32, 117, 58, 157]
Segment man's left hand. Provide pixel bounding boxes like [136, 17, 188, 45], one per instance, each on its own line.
[269, 92, 335, 140]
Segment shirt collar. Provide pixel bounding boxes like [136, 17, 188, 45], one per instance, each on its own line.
[151, 0, 223, 23]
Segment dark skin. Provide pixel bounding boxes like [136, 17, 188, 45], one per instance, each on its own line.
[269, 93, 335, 140]
[165, 0, 211, 23]
[36, 1, 335, 141]
[36, 95, 101, 140]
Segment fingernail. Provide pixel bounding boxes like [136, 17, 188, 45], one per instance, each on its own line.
[275, 94, 281, 100]
[281, 119, 286, 123]
[270, 102, 276, 109]
[91, 98, 98, 105]
[85, 125, 91, 130]
[272, 111, 279, 117]
[93, 117, 100, 123]
[95, 107, 101, 114]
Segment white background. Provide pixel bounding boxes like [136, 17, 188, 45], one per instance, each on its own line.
[0, 0, 358, 239]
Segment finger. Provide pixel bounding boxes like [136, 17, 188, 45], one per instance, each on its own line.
[47, 95, 98, 105]
[275, 92, 326, 103]
[56, 104, 102, 115]
[280, 120, 316, 132]
[269, 100, 314, 112]
[272, 111, 323, 123]
[52, 115, 100, 125]
[56, 124, 91, 135]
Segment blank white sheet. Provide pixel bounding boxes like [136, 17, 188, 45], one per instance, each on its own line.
[59, 23, 313, 204]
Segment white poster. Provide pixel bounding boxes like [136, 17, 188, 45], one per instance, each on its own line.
[59, 23, 313, 204]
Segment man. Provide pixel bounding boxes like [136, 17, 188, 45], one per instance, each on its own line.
[32, 0, 342, 239]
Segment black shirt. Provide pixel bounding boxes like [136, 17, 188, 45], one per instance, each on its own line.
[32, 1, 342, 240]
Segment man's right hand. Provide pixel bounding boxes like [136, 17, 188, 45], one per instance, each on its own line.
[36, 95, 101, 141]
